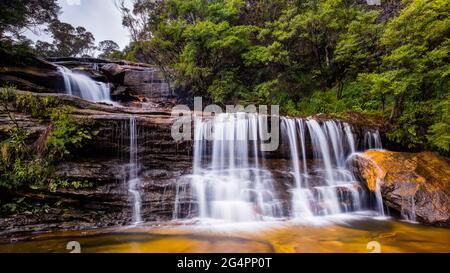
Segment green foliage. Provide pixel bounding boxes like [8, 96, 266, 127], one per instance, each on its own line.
[0, 0, 121, 59]
[207, 69, 248, 104]
[0, 159, 48, 190]
[297, 89, 336, 115]
[14, 93, 62, 118]
[362, 0, 450, 151]
[427, 97, 450, 152]
[0, 39, 38, 67]
[0, 87, 94, 190]
[45, 106, 93, 161]
[0, 88, 51, 188]
[386, 101, 434, 150]
[253, 80, 281, 105]
[1, 127, 29, 161]
[121, 0, 377, 105]
[0, 197, 58, 216]
[119, 0, 449, 154]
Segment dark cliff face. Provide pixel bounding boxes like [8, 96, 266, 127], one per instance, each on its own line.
[0, 94, 194, 235]
[0, 51, 64, 93]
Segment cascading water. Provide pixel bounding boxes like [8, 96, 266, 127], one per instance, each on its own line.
[401, 195, 417, 222]
[128, 116, 142, 224]
[57, 66, 112, 103]
[178, 113, 283, 222]
[175, 113, 385, 223]
[282, 119, 314, 219]
[364, 130, 383, 150]
[282, 118, 362, 219]
[374, 178, 385, 216]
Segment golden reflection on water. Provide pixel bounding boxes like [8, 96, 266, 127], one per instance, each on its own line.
[0, 219, 449, 253]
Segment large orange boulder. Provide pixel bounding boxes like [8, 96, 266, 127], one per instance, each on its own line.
[352, 150, 450, 227]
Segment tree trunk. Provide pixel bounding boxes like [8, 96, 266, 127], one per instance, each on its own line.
[389, 94, 404, 123]
[337, 80, 344, 100]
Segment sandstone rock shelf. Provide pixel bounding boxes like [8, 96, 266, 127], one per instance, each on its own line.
[352, 150, 450, 227]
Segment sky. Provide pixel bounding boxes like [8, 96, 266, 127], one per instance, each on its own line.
[26, 0, 132, 50]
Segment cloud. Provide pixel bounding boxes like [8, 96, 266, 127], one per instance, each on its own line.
[65, 0, 81, 5]
[57, 0, 131, 49]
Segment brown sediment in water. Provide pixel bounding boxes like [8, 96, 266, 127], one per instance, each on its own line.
[0, 219, 449, 253]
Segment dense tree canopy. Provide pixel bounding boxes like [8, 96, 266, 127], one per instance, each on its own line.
[362, 0, 450, 150]
[118, 0, 449, 153]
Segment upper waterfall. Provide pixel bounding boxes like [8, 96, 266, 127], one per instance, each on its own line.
[57, 66, 112, 103]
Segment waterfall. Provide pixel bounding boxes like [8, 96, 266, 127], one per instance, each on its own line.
[128, 116, 142, 224]
[282, 118, 314, 218]
[175, 114, 384, 223]
[364, 130, 383, 150]
[282, 118, 361, 218]
[181, 113, 283, 222]
[374, 178, 385, 216]
[344, 124, 356, 154]
[57, 66, 112, 103]
[401, 195, 417, 222]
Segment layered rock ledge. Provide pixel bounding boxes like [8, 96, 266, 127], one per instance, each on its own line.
[0, 92, 193, 235]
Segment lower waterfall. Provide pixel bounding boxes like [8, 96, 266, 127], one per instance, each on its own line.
[186, 113, 283, 222]
[174, 113, 385, 223]
[282, 118, 362, 219]
[57, 66, 112, 103]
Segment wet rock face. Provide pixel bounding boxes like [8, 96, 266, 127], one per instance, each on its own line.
[1, 56, 173, 102]
[49, 57, 172, 100]
[0, 96, 193, 234]
[52, 116, 194, 224]
[352, 150, 450, 227]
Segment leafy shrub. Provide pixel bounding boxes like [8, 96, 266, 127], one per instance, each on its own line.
[45, 106, 93, 161]
[427, 97, 450, 153]
[0, 87, 94, 190]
